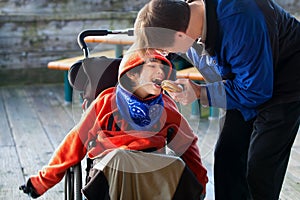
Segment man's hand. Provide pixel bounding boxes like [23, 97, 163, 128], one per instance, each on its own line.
[168, 78, 201, 105]
[19, 178, 40, 199]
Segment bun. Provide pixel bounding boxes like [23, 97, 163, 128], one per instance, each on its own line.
[161, 80, 183, 93]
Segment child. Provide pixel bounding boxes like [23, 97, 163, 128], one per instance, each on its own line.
[20, 49, 208, 199]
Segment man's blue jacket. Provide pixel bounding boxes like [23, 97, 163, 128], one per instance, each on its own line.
[187, 0, 300, 121]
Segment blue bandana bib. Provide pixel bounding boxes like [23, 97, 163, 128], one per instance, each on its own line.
[116, 85, 164, 131]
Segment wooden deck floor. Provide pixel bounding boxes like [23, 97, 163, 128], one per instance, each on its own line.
[0, 84, 299, 200]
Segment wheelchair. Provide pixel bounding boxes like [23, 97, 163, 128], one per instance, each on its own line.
[64, 29, 203, 200]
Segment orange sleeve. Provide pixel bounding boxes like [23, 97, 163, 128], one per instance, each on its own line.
[30, 98, 100, 195]
[30, 129, 86, 195]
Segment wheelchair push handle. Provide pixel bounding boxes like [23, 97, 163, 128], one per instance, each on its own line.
[77, 29, 134, 58]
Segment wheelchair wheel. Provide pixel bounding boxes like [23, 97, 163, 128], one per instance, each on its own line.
[65, 163, 83, 200]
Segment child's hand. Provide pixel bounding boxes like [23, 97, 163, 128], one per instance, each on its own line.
[19, 178, 40, 199]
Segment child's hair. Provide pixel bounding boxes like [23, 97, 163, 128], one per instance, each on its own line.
[119, 64, 143, 90]
[134, 0, 190, 49]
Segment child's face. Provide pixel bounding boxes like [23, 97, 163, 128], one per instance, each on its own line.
[131, 58, 167, 99]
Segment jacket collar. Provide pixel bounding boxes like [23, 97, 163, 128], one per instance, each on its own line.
[204, 0, 218, 56]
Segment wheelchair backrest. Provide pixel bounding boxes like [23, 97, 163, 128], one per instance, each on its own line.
[68, 56, 122, 106]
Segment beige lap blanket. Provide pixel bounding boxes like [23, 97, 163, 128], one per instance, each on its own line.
[82, 149, 203, 200]
[82, 149, 201, 200]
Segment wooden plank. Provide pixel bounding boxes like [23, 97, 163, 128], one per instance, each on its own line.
[0, 146, 25, 199]
[47, 84, 83, 123]
[1, 86, 63, 198]
[176, 67, 204, 81]
[280, 132, 300, 200]
[280, 172, 300, 200]
[0, 88, 14, 146]
[0, 68, 64, 86]
[47, 50, 116, 71]
[85, 34, 135, 45]
[197, 119, 218, 200]
[290, 131, 300, 169]
[25, 85, 76, 147]
[0, 88, 24, 198]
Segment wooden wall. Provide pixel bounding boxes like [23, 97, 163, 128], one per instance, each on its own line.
[0, 0, 299, 85]
[0, 0, 148, 85]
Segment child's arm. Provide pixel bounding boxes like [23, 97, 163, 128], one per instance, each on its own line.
[20, 99, 100, 197]
[29, 128, 88, 196]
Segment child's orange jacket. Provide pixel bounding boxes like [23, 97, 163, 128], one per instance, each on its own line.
[30, 87, 208, 196]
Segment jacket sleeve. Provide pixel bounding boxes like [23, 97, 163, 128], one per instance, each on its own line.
[187, 10, 274, 121]
[30, 100, 99, 195]
[219, 12, 273, 116]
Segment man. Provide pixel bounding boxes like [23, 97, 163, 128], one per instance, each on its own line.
[134, 0, 300, 199]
